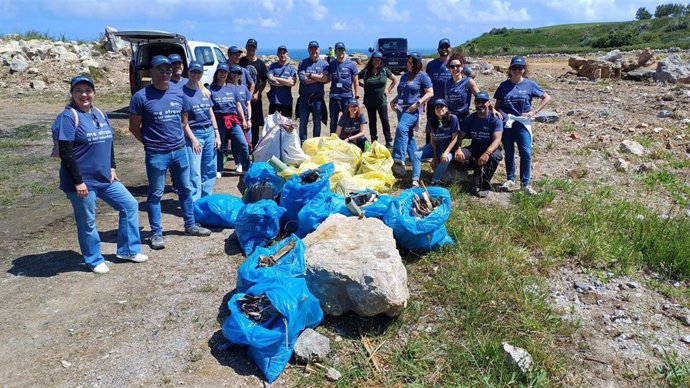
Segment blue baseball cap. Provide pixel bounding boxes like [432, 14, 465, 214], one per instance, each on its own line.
[216, 63, 229, 72]
[475, 91, 490, 102]
[334, 42, 345, 50]
[438, 38, 451, 48]
[168, 54, 183, 64]
[308, 40, 319, 48]
[246, 38, 258, 47]
[150, 55, 172, 68]
[70, 75, 94, 90]
[277, 45, 288, 53]
[510, 56, 526, 67]
[431, 98, 447, 107]
[371, 51, 383, 59]
[188, 61, 203, 72]
[345, 98, 358, 107]
[407, 52, 422, 61]
[229, 64, 242, 73]
[228, 46, 242, 54]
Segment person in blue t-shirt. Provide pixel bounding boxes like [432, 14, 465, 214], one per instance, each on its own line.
[53, 75, 147, 273]
[494, 55, 552, 195]
[454, 92, 504, 198]
[389, 52, 434, 187]
[336, 98, 369, 151]
[227, 64, 252, 174]
[227, 46, 255, 94]
[267, 45, 297, 117]
[444, 52, 480, 122]
[411, 99, 459, 186]
[209, 64, 235, 177]
[168, 54, 188, 89]
[297, 40, 330, 143]
[424, 38, 452, 144]
[327, 42, 359, 135]
[129, 55, 211, 250]
[182, 61, 221, 202]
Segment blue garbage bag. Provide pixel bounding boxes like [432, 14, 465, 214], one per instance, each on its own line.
[360, 194, 394, 220]
[222, 277, 323, 383]
[295, 192, 348, 238]
[235, 200, 287, 256]
[383, 186, 454, 251]
[193, 194, 245, 228]
[242, 162, 284, 203]
[236, 235, 306, 292]
[280, 163, 334, 232]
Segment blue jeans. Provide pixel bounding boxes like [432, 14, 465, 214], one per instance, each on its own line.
[65, 181, 141, 269]
[502, 122, 532, 186]
[412, 143, 451, 182]
[145, 146, 195, 236]
[186, 125, 217, 202]
[392, 110, 419, 165]
[228, 124, 250, 170]
[298, 96, 323, 143]
[329, 96, 348, 134]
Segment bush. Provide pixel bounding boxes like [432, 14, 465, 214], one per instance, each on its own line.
[591, 29, 638, 48]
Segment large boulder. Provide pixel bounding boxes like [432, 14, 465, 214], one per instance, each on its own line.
[602, 49, 622, 63]
[49, 45, 79, 62]
[303, 214, 409, 317]
[654, 54, 690, 84]
[9, 55, 29, 72]
[568, 56, 620, 80]
[100, 26, 128, 53]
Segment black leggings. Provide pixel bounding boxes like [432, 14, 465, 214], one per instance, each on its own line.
[365, 104, 392, 144]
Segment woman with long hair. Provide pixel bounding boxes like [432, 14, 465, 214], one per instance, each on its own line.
[358, 51, 397, 148]
[411, 98, 459, 186]
[335, 98, 369, 151]
[444, 52, 479, 124]
[494, 56, 551, 195]
[227, 64, 252, 173]
[389, 52, 433, 186]
[182, 61, 220, 201]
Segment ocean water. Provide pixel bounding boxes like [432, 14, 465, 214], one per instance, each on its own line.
[256, 48, 436, 59]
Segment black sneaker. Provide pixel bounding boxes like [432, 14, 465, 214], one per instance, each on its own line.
[185, 224, 211, 237]
[150, 234, 165, 250]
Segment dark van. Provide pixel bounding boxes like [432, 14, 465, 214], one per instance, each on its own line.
[369, 38, 408, 74]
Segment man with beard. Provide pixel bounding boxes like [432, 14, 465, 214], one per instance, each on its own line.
[424, 38, 452, 144]
[454, 91, 503, 198]
[240, 38, 268, 149]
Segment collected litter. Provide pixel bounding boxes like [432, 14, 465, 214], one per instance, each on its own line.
[236, 234, 306, 293]
[411, 181, 441, 218]
[193, 194, 244, 228]
[280, 163, 334, 232]
[235, 200, 287, 256]
[237, 293, 281, 325]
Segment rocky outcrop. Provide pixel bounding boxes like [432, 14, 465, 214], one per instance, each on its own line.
[654, 54, 690, 84]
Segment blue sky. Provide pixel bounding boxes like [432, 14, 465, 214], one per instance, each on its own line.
[0, 0, 675, 50]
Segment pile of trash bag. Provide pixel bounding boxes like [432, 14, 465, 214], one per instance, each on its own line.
[279, 163, 335, 233]
[193, 194, 245, 228]
[235, 200, 286, 256]
[236, 234, 306, 292]
[241, 162, 284, 203]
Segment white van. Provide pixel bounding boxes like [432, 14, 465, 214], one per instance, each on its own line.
[115, 30, 227, 95]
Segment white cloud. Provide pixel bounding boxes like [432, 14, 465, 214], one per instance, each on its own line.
[379, 0, 410, 22]
[42, 0, 184, 19]
[425, 0, 529, 22]
[304, 0, 328, 21]
[333, 22, 348, 31]
[233, 16, 278, 28]
[258, 0, 294, 13]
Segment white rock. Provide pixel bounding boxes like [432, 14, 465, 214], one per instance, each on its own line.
[303, 214, 409, 317]
[101, 26, 129, 53]
[294, 328, 330, 363]
[61, 360, 71, 368]
[30, 80, 46, 90]
[654, 54, 690, 84]
[620, 140, 645, 156]
[602, 49, 622, 63]
[82, 59, 99, 68]
[614, 158, 629, 172]
[502, 342, 533, 373]
[325, 367, 341, 381]
[10, 55, 29, 72]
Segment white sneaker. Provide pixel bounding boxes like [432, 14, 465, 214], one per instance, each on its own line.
[216, 172, 222, 179]
[92, 263, 109, 274]
[500, 180, 516, 192]
[235, 165, 243, 173]
[523, 185, 538, 195]
[116, 253, 149, 263]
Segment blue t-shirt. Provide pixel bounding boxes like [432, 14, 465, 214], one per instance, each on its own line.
[182, 86, 213, 129]
[445, 77, 472, 116]
[169, 77, 188, 89]
[337, 113, 367, 139]
[328, 59, 359, 98]
[209, 83, 238, 115]
[426, 58, 452, 99]
[461, 112, 503, 148]
[396, 72, 432, 108]
[234, 83, 252, 119]
[268, 62, 297, 105]
[298, 57, 330, 97]
[240, 67, 255, 89]
[53, 107, 113, 192]
[128, 85, 191, 152]
[493, 78, 545, 116]
[425, 114, 460, 151]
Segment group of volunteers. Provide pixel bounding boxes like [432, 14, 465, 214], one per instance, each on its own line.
[52, 37, 550, 274]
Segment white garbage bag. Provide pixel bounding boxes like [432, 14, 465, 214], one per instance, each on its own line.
[253, 112, 308, 166]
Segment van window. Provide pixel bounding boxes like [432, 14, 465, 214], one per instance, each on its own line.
[379, 39, 406, 52]
[194, 46, 215, 66]
[214, 47, 228, 64]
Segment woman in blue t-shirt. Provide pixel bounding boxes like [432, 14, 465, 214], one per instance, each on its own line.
[494, 56, 552, 195]
[389, 52, 434, 186]
[444, 53, 479, 123]
[227, 64, 252, 173]
[182, 61, 221, 201]
[412, 99, 459, 186]
[53, 75, 147, 274]
[335, 98, 369, 151]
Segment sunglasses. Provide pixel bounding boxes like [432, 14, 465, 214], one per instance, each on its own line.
[510, 66, 525, 71]
[448, 64, 462, 69]
[231, 71, 242, 75]
[475, 100, 489, 104]
[190, 69, 203, 74]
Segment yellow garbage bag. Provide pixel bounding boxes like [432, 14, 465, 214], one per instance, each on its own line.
[301, 134, 362, 174]
[357, 140, 393, 175]
[333, 171, 396, 196]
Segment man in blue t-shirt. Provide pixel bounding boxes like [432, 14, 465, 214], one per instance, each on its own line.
[267, 45, 297, 117]
[168, 54, 188, 89]
[424, 38, 452, 144]
[227, 46, 255, 95]
[454, 91, 503, 198]
[297, 40, 330, 143]
[327, 42, 359, 134]
[129, 55, 211, 249]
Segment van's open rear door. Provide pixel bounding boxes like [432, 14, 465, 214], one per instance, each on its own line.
[113, 30, 187, 45]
